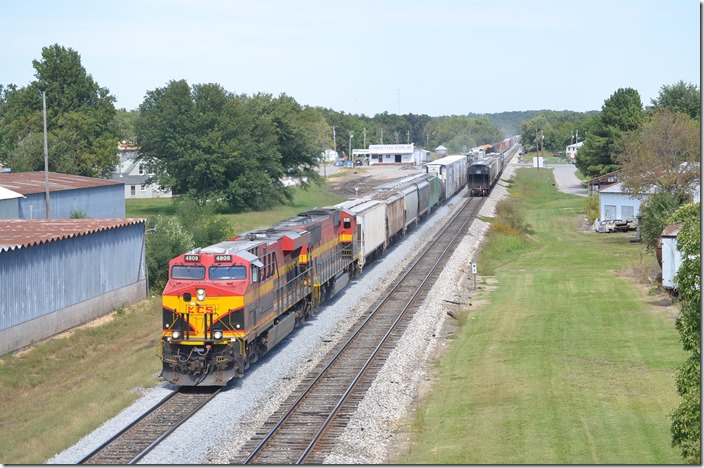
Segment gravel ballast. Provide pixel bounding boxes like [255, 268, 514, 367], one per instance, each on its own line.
[48, 159, 517, 465]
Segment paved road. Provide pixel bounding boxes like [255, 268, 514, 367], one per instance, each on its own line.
[550, 163, 587, 197]
[516, 161, 587, 197]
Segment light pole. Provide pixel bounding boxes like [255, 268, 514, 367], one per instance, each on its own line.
[349, 132, 353, 161]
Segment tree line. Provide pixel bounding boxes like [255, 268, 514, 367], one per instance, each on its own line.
[1, 43, 517, 214]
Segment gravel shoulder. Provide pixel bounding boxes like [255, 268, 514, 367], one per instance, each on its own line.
[47, 160, 518, 465]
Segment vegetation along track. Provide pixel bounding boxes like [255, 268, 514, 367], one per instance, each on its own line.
[237, 193, 487, 464]
[78, 387, 222, 464]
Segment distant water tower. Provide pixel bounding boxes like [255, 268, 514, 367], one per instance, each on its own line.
[434, 145, 449, 157]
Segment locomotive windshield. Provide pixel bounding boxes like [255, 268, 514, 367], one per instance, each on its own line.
[171, 265, 206, 280]
[209, 265, 247, 280]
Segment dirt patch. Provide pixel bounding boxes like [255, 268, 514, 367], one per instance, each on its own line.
[326, 165, 424, 198]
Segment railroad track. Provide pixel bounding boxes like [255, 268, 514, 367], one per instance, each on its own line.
[236, 193, 486, 464]
[78, 387, 222, 464]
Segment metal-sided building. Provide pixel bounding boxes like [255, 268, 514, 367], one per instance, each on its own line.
[0, 171, 124, 219]
[0, 218, 147, 356]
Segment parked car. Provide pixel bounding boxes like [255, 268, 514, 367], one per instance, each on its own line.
[613, 219, 630, 232]
[596, 219, 621, 233]
[625, 217, 639, 231]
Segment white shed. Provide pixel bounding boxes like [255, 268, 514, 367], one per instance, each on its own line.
[659, 223, 683, 289]
[597, 182, 650, 220]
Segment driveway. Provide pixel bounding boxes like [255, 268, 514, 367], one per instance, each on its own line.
[551, 163, 587, 197]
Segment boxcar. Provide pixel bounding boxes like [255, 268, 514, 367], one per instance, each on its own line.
[423, 155, 468, 201]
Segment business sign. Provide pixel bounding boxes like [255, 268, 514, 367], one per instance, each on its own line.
[368, 144, 414, 154]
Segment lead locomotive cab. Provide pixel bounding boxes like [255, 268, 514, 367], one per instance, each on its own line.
[159, 249, 256, 386]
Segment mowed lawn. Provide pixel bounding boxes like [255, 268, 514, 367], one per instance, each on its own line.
[398, 168, 686, 464]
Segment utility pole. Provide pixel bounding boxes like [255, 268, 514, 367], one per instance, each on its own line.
[407, 130, 410, 144]
[332, 125, 336, 154]
[362, 127, 367, 148]
[349, 131, 353, 160]
[42, 91, 51, 219]
[380, 128, 384, 144]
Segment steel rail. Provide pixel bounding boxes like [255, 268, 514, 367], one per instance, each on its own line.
[243, 193, 481, 464]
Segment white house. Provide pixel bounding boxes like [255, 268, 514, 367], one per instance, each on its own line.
[111, 144, 172, 199]
[597, 182, 650, 220]
[565, 141, 583, 162]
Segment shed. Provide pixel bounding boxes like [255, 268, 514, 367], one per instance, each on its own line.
[597, 182, 651, 220]
[658, 223, 683, 290]
[0, 171, 125, 219]
[0, 218, 147, 355]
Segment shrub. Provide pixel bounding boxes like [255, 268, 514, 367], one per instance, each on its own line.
[584, 193, 599, 223]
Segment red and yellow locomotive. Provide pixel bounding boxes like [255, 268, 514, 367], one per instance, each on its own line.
[158, 208, 358, 386]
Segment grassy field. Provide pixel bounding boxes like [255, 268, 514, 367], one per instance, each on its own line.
[0, 182, 346, 465]
[0, 299, 163, 464]
[125, 181, 348, 233]
[396, 168, 685, 464]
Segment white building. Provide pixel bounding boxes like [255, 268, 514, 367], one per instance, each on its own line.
[367, 144, 417, 165]
[597, 182, 651, 220]
[566, 141, 583, 162]
[659, 223, 683, 289]
[112, 144, 172, 199]
[321, 148, 338, 162]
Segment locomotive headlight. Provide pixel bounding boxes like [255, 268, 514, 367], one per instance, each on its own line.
[213, 330, 223, 340]
[196, 288, 206, 301]
[171, 330, 181, 340]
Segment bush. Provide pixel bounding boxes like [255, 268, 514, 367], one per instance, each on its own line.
[584, 193, 599, 223]
[145, 216, 194, 293]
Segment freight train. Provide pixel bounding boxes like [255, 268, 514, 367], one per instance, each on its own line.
[158, 137, 519, 386]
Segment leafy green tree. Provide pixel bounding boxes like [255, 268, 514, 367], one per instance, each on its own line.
[111, 109, 138, 143]
[174, 197, 235, 248]
[0, 44, 119, 177]
[651, 81, 700, 121]
[637, 190, 687, 252]
[617, 109, 700, 199]
[575, 88, 644, 177]
[243, 93, 322, 188]
[373, 112, 410, 145]
[520, 114, 552, 153]
[145, 216, 195, 293]
[668, 203, 701, 464]
[432, 115, 502, 153]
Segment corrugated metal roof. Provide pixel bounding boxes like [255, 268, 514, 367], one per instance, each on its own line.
[0, 171, 122, 195]
[0, 218, 145, 252]
[661, 222, 683, 238]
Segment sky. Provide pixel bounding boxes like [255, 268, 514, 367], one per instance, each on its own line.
[1, 0, 700, 117]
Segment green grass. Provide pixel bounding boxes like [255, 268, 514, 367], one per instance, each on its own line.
[397, 168, 685, 464]
[0, 298, 163, 464]
[126, 182, 347, 233]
